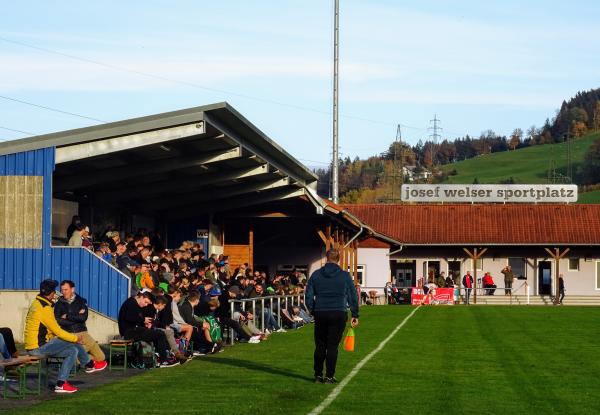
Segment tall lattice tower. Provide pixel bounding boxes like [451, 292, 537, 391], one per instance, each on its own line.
[428, 114, 442, 166]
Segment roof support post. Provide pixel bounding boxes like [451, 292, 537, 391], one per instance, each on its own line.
[544, 247, 570, 305]
[463, 247, 487, 304]
[353, 240, 359, 283]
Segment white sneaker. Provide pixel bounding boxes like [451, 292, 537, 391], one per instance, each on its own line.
[159, 360, 180, 368]
[276, 328, 287, 333]
[250, 335, 262, 341]
[248, 338, 261, 344]
[265, 329, 272, 335]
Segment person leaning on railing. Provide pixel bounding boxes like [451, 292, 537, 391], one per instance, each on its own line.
[246, 283, 284, 333]
[215, 286, 252, 343]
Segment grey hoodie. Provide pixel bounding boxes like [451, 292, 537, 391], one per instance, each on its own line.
[305, 263, 359, 318]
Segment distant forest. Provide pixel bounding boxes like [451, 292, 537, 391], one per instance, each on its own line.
[315, 87, 600, 202]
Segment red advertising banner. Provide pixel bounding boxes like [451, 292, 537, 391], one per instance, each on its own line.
[411, 287, 455, 305]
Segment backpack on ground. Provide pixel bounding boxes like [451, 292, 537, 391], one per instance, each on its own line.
[131, 340, 156, 369]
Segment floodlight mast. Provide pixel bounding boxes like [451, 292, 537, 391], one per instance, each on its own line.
[331, 0, 340, 203]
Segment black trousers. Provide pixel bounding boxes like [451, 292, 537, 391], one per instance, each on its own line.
[484, 284, 497, 295]
[124, 327, 169, 361]
[0, 327, 17, 356]
[313, 310, 347, 378]
[219, 317, 250, 341]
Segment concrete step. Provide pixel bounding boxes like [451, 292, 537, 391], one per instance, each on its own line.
[472, 295, 600, 306]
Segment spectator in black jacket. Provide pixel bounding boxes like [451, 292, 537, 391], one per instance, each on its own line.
[151, 295, 188, 363]
[117, 292, 177, 368]
[179, 291, 212, 354]
[55, 280, 106, 364]
[216, 286, 250, 342]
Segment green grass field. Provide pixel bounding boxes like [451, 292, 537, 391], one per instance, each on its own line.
[577, 189, 600, 203]
[4, 306, 600, 415]
[440, 131, 600, 186]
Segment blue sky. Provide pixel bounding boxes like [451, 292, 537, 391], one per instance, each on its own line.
[1, 0, 599, 168]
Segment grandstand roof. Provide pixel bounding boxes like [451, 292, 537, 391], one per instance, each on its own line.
[343, 204, 600, 246]
[0, 102, 321, 219]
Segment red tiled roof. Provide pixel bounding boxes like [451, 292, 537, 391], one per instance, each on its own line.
[342, 204, 600, 245]
[358, 237, 391, 248]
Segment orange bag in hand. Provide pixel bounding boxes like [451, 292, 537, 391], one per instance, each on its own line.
[344, 328, 355, 352]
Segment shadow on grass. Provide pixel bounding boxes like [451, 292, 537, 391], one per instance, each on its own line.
[207, 357, 314, 382]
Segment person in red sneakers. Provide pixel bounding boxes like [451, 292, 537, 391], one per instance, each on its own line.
[55, 280, 108, 371]
[24, 280, 106, 394]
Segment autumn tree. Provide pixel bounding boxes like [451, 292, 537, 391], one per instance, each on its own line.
[509, 128, 523, 150]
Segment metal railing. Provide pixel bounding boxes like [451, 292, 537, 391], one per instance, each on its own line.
[227, 294, 304, 344]
[459, 281, 530, 305]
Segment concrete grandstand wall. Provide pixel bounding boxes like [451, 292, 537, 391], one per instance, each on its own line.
[0, 290, 118, 344]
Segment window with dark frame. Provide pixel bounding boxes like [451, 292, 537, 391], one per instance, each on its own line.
[568, 258, 579, 271]
[357, 264, 365, 286]
[508, 258, 527, 280]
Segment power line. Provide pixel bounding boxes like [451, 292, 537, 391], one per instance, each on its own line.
[297, 158, 331, 166]
[0, 126, 35, 140]
[0, 35, 425, 130]
[0, 94, 106, 123]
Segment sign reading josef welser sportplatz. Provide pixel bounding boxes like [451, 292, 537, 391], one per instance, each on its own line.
[401, 184, 578, 203]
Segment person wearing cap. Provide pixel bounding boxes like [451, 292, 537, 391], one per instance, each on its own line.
[306, 249, 359, 384]
[24, 279, 106, 394]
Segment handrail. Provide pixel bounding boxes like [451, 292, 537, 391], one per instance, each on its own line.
[53, 245, 132, 294]
[459, 281, 530, 305]
[227, 294, 304, 345]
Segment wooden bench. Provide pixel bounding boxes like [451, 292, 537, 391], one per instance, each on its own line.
[109, 339, 133, 371]
[0, 356, 44, 399]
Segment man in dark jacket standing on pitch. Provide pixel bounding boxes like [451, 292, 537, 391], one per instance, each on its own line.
[305, 249, 359, 384]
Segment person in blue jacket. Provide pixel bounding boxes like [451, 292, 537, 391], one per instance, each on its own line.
[305, 249, 359, 384]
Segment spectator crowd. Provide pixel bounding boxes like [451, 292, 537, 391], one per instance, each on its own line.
[0, 216, 313, 393]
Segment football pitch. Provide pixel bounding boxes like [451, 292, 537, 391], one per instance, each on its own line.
[4, 306, 600, 415]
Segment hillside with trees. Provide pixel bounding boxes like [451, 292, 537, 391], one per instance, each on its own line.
[314, 88, 600, 203]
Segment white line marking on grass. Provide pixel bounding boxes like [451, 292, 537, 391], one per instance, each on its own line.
[308, 306, 421, 415]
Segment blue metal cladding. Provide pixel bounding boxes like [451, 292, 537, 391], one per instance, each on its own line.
[0, 148, 130, 320]
[167, 217, 210, 250]
[0, 148, 54, 289]
[50, 248, 130, 319]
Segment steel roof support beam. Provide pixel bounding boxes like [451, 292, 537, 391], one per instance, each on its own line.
[54, 147, 241, 192]
[136, 177, 292, 211]
[204, 112, 308, 188]
[166, 186, 305, 220]
[55, 122, 207, 164]
[90, 164, 271, 204]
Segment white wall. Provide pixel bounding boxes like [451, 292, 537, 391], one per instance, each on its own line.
[254, 244, 324, 278]
[357, 247, 391, 295]
[392, 246, 600, 296]
[0, 290, 119, 344]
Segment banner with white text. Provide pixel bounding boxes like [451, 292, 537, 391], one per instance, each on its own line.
[400, 184, 577, 203]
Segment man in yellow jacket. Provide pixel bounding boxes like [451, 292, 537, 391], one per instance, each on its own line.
[24, 279, 106, 394]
